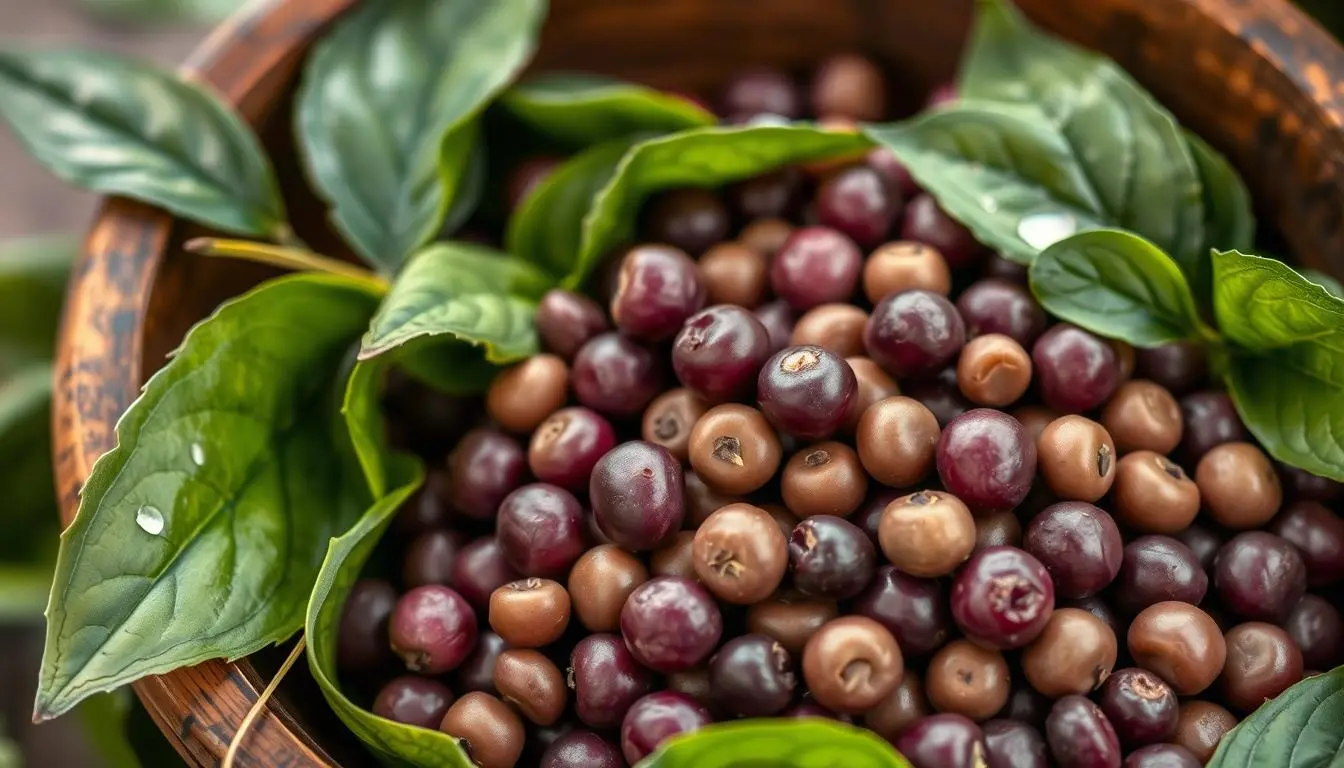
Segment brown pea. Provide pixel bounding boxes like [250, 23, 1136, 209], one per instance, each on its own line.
[925, 640, 1010, 722]
[568, 545, 648, 632]
[974, 510, 1022, 552]
[878, 490, 977, 577]
[1129, 601, 1227, 696]
[843, 356, 900, 433]
[1113, 450, 1201, 534]
[1037, 415, 1117, 503]
[802, 616, 905, 713]
[1014, 405, 1061, 445]
[857, 396, 941, 488]
[781, 442, 868, 518]
[488, 578, 570, 648]
[692, 503, 789, 604]
[791, 304, 869, 358]
[1173, 700, 1238, 763]
[1219, 622, 1303, 713]
[698, 241, 769, 308]
[863, 241, 952, 302]
[811, 53, 886, 122]
[864, 672, 929, 741]
[493, 649, 566, 726]
[739, 217, 794, 257]
[683, 470, 743, 529]
[439, 692, 524, 768]
[1101, 379, 1183, 455]
[1196, 442, 1282, 529]
[688, 404, 782, 495]
[956, 333, 1032, 407]
[485, 354, 568, 433]
[1022, 608, 1118, 698]
[650, 531, 698, 580]
[747, 593, 840, 655]
[642, 388, 708, 463]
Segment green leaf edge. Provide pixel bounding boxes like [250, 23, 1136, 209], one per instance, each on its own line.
[305, 455, 476, 768]
[566, 123, 872, 288]
[499, 73, 715, 146]
[1207, 666, 1344, 767]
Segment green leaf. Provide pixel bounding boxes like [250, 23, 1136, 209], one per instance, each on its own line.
[1207, 666, 1344, 767]
[636, 719, 911, 768]
[0, 50, 286, 238]
[295, 0, 546, 273]
[343, 358, 395, 499]
[1028, 229, 1206, 348]
[440, 139, 489, 239]
[35, 274, 380, 720]
[1227, 352, 1344, 482]
[1211, 249, 1344, 353]
[571, 124, 871, 288]
[0, 235, 76, 375]
[361, 242, 550, 363]
[307, 455, 476, 768]
[500, 73, 714, 147]
[0, 730, 17, 768]
[947, 0, 1206, 273]
[1186, 132, 1254, 254]
[395, 339, 505, 396]
[505, 138, 634, 279]
[864, 104, 1108, 264]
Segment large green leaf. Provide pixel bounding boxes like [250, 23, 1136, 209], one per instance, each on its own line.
[864, 104, 1108, 264]
[500, 73, 714, 147]
[570, 124, 871, 288]
[1207, 666, 1344, 767]
[505, 138, 633, 279]
[295, 0, 545, 273]
[361, 242, 551, 362]
[637, 719, 911, 768]
[1227, 352, 1344, 482]
[953, 0, 1206, 274]
[0, 51, 286, 238]
[1028, 229, 1206, 348]
[35, 274, 379, 720]
[1211, 249, 1344, 353]
[0, 235, 76, 375]
[307, 455, 476, 768]
[1186, 132, 1254, 253]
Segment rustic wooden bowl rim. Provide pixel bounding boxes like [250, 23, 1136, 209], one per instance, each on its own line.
[51, 0, 1344, 765]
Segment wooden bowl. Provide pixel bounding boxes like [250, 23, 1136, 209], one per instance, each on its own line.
[51, 0, 1344, 764]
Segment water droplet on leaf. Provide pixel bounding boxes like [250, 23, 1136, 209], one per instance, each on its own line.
[190, 443, 206, 467]
[1017, 211, 1078, 250]
[135, 505, 164, 535]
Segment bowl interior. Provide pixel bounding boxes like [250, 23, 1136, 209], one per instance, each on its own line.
[133, 0, 1343, 762]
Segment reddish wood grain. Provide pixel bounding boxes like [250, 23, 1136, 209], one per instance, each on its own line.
[51, 0, 1344, 765]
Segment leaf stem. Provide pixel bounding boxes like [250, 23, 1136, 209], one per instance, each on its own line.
[222, 635, 306, 768]
[184, 238, 388, 291]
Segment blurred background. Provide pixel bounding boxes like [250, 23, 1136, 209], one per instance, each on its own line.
[0, 1, 1341, 766]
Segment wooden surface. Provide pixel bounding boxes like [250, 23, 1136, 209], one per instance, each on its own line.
[51, 0, 1344, 765]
